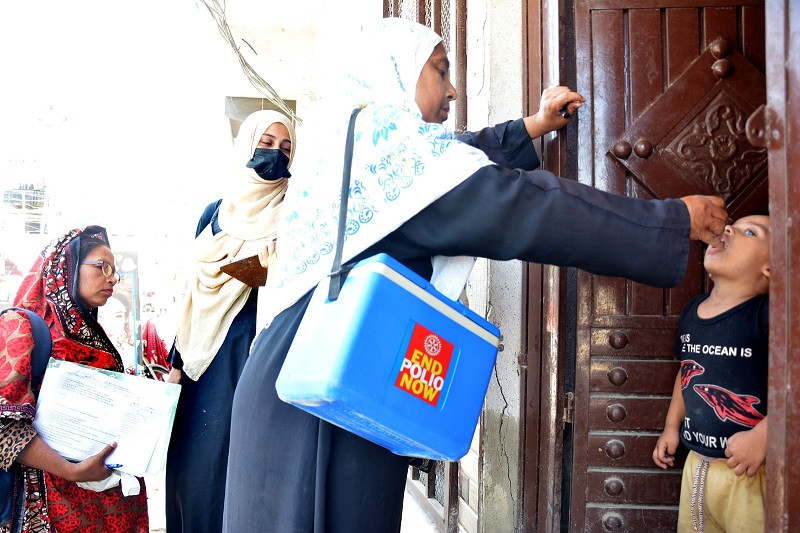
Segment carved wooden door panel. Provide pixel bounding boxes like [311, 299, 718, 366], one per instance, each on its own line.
[568, 2, 766, 531]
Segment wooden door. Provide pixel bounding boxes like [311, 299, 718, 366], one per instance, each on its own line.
[568, 2, 767, 531]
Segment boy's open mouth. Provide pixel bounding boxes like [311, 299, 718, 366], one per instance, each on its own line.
[707, 234, 726, 254]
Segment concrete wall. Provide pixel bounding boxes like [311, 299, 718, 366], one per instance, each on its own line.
[463, 1, 526, 531]
[224, 25, 316, 118]
[222, 0, 382, 122]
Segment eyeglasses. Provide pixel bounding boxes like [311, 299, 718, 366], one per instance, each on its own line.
[81, 260, 121, 282]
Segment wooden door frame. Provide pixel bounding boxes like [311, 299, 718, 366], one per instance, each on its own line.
[764, 0, 800, 529]
[521, 0, 573, 530]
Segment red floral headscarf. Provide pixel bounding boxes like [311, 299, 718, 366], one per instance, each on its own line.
[13, 225, 123, 370]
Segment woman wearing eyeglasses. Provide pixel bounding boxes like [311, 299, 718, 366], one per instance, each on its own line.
[0, 225, 149, 533]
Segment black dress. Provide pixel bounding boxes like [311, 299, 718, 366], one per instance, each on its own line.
[166, 201, 258, 533]
[223, 120, 690, 532]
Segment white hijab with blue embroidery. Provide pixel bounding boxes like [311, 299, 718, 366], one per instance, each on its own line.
[258, 18, 492, 327]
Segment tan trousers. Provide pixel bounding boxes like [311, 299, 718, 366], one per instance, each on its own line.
[677, 450, 766, 533]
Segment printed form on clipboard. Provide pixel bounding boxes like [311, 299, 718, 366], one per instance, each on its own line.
[32, 358, 181, 477]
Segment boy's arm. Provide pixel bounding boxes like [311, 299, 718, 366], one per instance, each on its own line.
[653, 372, 685, 469]
[725, 416, 768, 476]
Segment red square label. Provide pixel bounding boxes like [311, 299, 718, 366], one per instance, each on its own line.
[394, 323, 454, 406]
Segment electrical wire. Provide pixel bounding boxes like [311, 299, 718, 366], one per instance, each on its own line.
[199, 0, 301, 124]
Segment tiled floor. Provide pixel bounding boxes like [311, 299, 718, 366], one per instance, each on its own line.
[401, 489, 438, 532]
[147, 474, 437, 532]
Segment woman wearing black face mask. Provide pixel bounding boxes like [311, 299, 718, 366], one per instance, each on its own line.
[164, 110, 295, 533]
[246, 134, 292, 180]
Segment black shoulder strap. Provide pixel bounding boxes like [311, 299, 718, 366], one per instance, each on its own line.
[327, 107, 364, 302]
[0, 308, 52, 394]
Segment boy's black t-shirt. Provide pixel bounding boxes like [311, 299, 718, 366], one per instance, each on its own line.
[674, 293, 769, 458]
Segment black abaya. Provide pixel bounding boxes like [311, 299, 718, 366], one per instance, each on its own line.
[223, 120, 691, 532]
[166, 201, 258, 533]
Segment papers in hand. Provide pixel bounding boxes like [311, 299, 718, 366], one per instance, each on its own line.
[32, 359, 181, 477]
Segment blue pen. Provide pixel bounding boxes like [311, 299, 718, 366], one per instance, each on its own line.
[106, 463, 123, 469]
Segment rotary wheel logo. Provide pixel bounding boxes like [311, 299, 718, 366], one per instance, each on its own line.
[424, 334, 442, 356]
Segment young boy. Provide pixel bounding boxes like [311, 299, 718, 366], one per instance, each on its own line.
[653, 214, 770, 533]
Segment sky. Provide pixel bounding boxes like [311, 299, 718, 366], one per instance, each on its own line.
[0, 0, 233, 240]
[0, 0, 271, 313]
[0, 0, 294, 337]
[0, 0, 376, 338]
[0, 0, 376, 240]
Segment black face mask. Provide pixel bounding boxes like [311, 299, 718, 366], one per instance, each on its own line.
[246, 148, 291, 180]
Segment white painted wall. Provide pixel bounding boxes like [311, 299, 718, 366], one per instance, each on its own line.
[463, 1, 526, 531]
[224, 0, 382, 121]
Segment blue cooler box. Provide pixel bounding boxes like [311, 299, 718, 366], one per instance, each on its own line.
[275, 253, 500, 461]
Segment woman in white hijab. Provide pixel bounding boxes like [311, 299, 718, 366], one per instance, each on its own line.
[223, 18, 726, 532]
[165, 110, 295, 533]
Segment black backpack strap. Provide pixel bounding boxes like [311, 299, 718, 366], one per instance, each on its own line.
[327, 107, 364, 302]
[0, 308, 52, 394]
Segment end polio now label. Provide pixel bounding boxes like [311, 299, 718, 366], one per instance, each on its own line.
[394, 323, 454, 407]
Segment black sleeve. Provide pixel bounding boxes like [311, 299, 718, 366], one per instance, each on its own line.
[759, 295, 769, 339]
[456, 119, 540, 170]
[385, 165, 690, 288]
[673, 311, 685, 359]
[673, 295, 702, 357]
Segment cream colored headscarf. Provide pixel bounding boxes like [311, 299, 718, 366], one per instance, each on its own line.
[177, 110, 296, 380]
